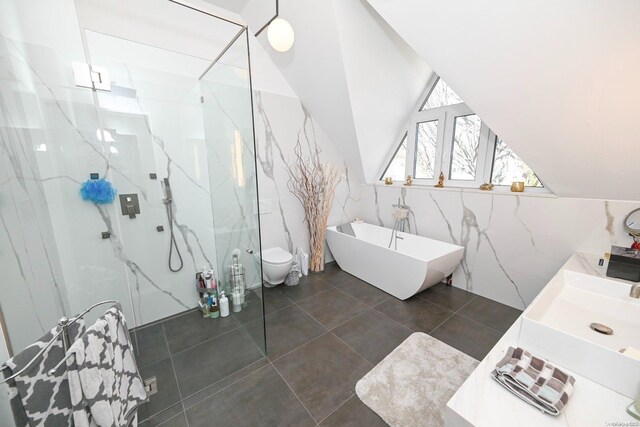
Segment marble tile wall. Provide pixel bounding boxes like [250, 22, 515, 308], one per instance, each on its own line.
[253, 90, 362, 265]
[359, 185, 639, 309]
[0, 7, 223, 350]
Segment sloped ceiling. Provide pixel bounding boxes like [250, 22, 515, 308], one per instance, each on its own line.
[241, 0, 430, 182]
[333, 0, 431, 181]
[366, 0, 640, 201]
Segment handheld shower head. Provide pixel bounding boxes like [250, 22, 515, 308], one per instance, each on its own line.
[163, 178, 173, 204]
[162, 177, 183, 272]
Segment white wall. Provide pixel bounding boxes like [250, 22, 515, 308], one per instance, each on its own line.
[366, 0, 640, 201]
[333, 0, 431, 182]
[248, 0, 430, 184]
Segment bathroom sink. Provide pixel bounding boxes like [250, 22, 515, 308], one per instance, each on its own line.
[518, 269, 640, 398]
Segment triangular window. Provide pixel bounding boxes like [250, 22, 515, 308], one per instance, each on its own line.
[380, 134, 407, 180]
[491, 138, 543, 187]
[380, 74, 545, 191]
[420, 77, 463, 110]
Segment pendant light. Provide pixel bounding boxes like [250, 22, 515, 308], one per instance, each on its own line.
[256, 0, 294, 53]
[267, 18, 294, 52]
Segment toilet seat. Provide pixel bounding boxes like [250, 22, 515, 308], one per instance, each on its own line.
[260, 247, 293, 265]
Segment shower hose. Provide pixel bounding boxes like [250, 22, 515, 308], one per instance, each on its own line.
[164, 195, 184, 273]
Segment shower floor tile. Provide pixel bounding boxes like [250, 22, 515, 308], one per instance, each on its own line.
[162, 308, 242, 354]
[247, 304, 326, 361]
[131, 323, 169, 368]
[171, 328, 264, 398]
[185, 364, 315, 427]
[137, 358, 181, 421]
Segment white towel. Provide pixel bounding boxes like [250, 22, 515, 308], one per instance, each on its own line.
[66, 306, 148, 427]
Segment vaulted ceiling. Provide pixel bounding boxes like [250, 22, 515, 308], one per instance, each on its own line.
[242, 0, 431, 183]
[239, 0, 640, 201]
[366, 0, 640, 201]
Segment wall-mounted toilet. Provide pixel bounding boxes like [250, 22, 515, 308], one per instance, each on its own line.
[258, 247, 293, 286]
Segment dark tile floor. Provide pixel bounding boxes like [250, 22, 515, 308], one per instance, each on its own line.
[136, 263, 521, 426]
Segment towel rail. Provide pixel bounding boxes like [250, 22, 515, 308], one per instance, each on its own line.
[0, 300, 119, 384]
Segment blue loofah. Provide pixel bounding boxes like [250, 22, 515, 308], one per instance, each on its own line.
[80, 178, 116, 204]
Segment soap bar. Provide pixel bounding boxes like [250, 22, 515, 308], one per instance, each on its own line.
[622, 347, 640, 361]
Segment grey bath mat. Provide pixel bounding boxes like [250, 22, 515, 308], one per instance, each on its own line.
[355, 333, 478, 427]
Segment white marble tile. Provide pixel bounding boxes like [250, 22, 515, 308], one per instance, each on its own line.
[359, 184, 639, 309]
[253, 91, 362, 264]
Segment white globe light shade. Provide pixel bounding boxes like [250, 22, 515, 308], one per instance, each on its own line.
[267, 18, 294, 53]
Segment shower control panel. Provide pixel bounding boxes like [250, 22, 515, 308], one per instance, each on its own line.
[119, 194, 140, 219]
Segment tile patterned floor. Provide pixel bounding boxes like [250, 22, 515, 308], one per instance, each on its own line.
[137, 263, 522, 426]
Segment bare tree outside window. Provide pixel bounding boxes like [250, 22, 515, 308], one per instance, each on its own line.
[415, 120, 438, 178]
[450, 115, 480, 180]
[491, 138, 542, 187]
[421, 78, 463, 110]
[381, 74, 544, 190]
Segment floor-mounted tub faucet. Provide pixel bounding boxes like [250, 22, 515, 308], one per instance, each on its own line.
[388, 198, 411, 250]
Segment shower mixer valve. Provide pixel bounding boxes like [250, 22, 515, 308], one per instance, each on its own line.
[118, 194, 140, 219]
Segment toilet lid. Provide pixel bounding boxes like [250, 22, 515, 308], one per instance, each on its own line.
[260, 247, 293, 265]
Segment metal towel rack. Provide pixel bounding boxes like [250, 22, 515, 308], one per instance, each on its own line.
[0, 300, 119, 384]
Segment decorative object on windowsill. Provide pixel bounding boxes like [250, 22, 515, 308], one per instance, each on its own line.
[510, 181, 525, 192]
[384, 177, 393, 185]
[80, 177, 116, 204]
[434, 172, 445, 188]
[404, 175, 413, 186]
[288, 136, 340, 273]
[479, 183, 494, 191]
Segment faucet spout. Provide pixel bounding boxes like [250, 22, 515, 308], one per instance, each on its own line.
[630, 283, 640, 299]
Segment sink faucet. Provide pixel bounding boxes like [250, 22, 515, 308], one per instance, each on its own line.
[631, 284, 640, 298]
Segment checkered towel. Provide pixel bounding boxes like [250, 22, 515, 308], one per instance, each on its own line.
[491, 347, 575, 416]
[2, 320, 85, 427]
[66, 305, 148, 426]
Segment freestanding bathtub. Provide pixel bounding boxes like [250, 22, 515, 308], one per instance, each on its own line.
[325, 223, 464, 300]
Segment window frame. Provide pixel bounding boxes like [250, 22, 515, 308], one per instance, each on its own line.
[379, 132, 408, 181]
[379, 74, 547, 192]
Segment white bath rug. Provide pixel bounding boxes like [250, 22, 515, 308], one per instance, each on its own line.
[355, 332, 478, 427]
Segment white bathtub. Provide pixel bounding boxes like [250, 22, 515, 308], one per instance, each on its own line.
[325, 223, 464, 300]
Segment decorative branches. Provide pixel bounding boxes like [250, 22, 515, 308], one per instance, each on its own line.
[288, 134, 340, 272]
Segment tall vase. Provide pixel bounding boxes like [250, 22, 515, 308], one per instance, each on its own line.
[309, 224, 326, 272]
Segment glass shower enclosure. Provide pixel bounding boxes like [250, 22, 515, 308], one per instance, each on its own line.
[0, 0, 265, 424]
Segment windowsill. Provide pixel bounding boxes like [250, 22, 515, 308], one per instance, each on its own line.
[369, 182, 557, 198]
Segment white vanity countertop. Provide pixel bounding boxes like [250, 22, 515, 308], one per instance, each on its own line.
[445, 252, 638, 427]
